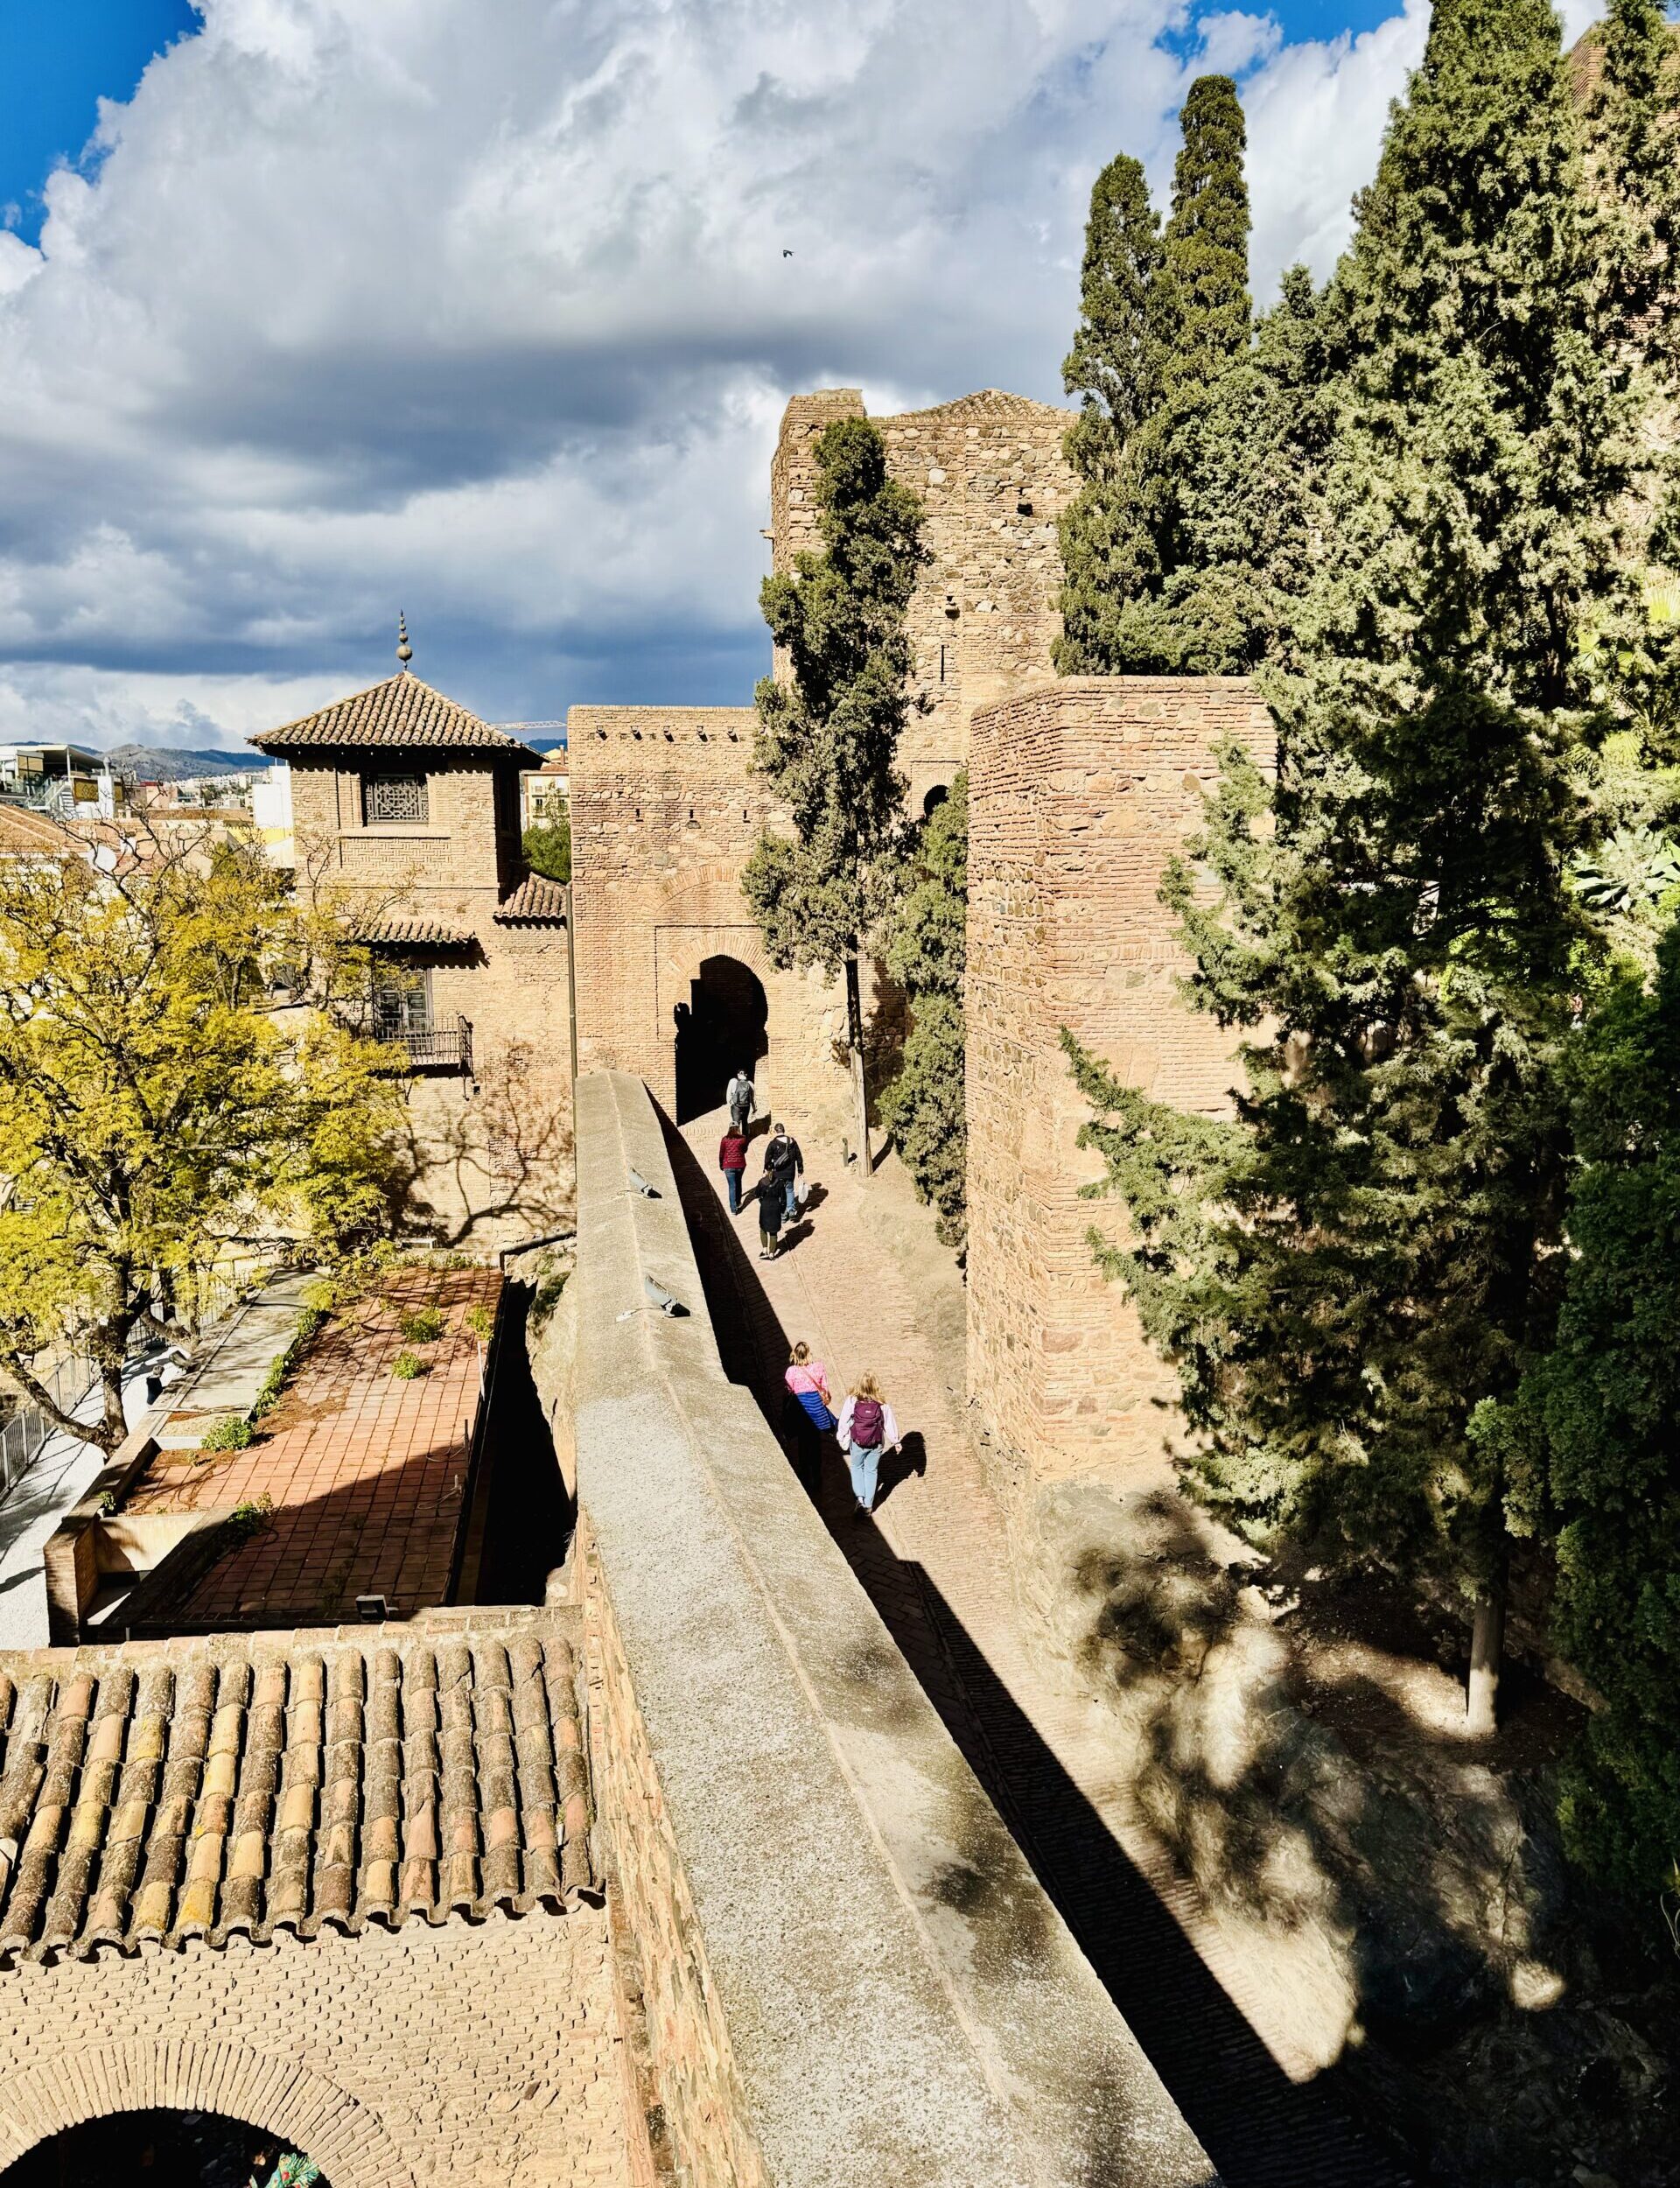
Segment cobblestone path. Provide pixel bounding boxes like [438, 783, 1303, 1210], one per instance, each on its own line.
[672, 1111, 1414, 2188]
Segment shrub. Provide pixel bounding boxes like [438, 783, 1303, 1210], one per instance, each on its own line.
[531, 1269, 569, 1329]
[400, 1306, 444, 1343]
[200, 1416, 255, 1453]
[522, 816, 570, 884]
[391, 1350, 428, 1380]
[463, 1302, 494, 1342]
[224, 1493, 274, 1544]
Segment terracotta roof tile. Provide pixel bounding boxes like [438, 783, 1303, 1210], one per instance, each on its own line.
[493, 875, 569, 924]
[249, 674, 542, 761]
[0, 1609, 593, 1963]
[354, 914, 479, 948]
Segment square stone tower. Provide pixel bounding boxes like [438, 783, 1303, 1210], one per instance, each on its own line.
[966, 677, 1274, 1491]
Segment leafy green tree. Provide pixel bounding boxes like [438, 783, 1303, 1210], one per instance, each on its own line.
[1474, 922, 1680, 1895]
[1058, 76, 1253, 674]
[1068, 0, 1642, 1731]
[0, 832, 404, 1454]
[744, 417, 925, 1168]
[522, 814, 570, 884]
[879, 773, 968, 1248]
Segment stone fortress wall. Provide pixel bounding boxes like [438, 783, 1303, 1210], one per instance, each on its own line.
[566, 706, 854, 1133]
[966, 678, 1274, 1503]
[570, 388, 1080, 1147]
[769, 388, 1077, 811]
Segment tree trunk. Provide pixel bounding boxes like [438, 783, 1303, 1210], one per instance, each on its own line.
[0, 1351, 125, 1455]
[844, 953, 872, 1181]
[1467, 1580, 1506, 1737]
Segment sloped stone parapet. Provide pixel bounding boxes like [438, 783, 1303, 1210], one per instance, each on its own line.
[573, 1066, 1218, 2188]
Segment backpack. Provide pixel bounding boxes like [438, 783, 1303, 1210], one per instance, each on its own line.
[850, 1397, 884, 1449]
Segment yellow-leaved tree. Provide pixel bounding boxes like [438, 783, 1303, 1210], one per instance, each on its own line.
[0, 828, 406, 1454]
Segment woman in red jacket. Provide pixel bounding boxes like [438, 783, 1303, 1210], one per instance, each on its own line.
[718, 1123, 749, 1214]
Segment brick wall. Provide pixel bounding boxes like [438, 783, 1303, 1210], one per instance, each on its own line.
[967, 677, 1274, 1490]
[578, 1519, 769, 2188]
[290, 754, 574, 1247]
[770, 388, 1077, 810]
[0, 1908, 629, 2187]
[567, 706, 853, 1136]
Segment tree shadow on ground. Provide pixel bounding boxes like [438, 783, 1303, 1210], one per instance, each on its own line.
[1053, 1486, 1680, 2184]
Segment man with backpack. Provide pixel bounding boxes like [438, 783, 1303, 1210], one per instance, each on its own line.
[726, 1067, 755, 1136]
[836, 1372, 901, 1518]
[761, 1122, 805, 1225]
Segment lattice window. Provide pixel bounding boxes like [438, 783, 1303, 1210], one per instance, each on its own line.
[362, 773, 428, 825]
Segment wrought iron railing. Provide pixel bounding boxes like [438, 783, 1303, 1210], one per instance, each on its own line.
[394, 1016, 473, 1076]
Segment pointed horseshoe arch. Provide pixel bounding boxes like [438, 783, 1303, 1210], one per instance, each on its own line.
[0, 2037, 415, 2188]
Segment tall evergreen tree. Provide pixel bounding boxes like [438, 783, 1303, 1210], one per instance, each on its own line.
[1067, 0, 1642, 1731]
[1474, 924, 1680, 1896]
[878, 774, 968, 1249]
[1056, 155, 1161, 673]
[1057, 76, 1252, 674]
[744, 418, 925, 1170]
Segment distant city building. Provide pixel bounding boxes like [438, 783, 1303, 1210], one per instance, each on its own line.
[250, 760, 294, 865]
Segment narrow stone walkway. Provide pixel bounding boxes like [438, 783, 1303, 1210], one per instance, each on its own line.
[672, 1107, 1414, 2188]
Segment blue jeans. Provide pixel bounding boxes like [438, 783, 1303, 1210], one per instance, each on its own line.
[847, 1441, 880, 1511]
[785, 1177, 799, 1220]
[724, 1168, 743, 1213]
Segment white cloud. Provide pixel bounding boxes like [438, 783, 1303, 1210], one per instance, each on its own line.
[0, 0, 1609, 742]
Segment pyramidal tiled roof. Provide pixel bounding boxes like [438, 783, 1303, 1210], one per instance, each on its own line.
[494, 874, 569, 924]
[250, 673, 542, 761]
[0, 1610, 595, 1964]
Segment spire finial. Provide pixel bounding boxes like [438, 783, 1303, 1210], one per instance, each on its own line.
[396, 612, 412, 670]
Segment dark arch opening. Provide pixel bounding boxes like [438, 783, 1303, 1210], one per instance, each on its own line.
[674, 954, 768, 1126]
[1, 2109, 332, 2187]
[920, 782, 950, 818]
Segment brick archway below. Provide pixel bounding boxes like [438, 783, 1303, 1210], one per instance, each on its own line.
[0, 2037, 415, 2188]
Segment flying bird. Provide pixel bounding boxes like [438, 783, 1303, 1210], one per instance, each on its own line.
[782, 248, 794, 257]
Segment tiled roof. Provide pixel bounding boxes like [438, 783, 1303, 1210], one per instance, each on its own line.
[885, 389, 1072, 424]
[0, 804, 77, 856]
[249, 675, 542, 761]
[0, 1609, 595, 1964]
[494, 875, 569, 924]
[354, 914, 479, 948]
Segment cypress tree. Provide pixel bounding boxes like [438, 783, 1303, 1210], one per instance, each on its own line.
[1067, 0, 1642, 1730]
[878, 773, 968, 1249]
[744, 417, 925, 1171]
[1474, 926, 1680, 1896]
[1057, 76, 1254, 675]
[1056, 155, 1161, 673]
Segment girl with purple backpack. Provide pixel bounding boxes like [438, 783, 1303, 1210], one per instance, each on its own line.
[836, 1371, 901, 1518]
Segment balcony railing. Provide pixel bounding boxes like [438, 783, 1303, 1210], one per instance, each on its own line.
[391, 1015, 473, 1076]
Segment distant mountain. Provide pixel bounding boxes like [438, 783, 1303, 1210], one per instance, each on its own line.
[102, 741, 270, 782]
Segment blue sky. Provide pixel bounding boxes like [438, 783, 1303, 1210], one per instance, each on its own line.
[0, 0, 1611, 747]
[0, 0, 199, 243]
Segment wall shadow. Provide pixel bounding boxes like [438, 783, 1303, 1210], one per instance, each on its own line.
[657, 1110, 1415, 2188]
[472, 1280, 574, 1606]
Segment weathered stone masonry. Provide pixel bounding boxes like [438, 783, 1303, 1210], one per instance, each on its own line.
[967, 677, 1275, 1497]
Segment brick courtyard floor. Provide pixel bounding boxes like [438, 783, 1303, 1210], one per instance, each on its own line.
[676, 1109, 1414, 2188]
[126, 1266, 499, 1626]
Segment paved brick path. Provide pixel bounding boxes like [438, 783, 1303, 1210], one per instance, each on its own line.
[129, 1267, 497, 1625]
[674, 1111, 1414, 2188]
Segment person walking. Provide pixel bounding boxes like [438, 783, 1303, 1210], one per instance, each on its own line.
[762, 1121, 805, 1224]
[757, 1171, 787, 1260]
[718, 1121, 749, 1215]
[782, 1340, 836, 1487]
[726, 1067, 756, 1136]
[836, 1372, 901, 1518]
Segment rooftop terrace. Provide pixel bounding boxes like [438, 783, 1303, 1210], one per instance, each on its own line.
[94, 1266, 499, 1635]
